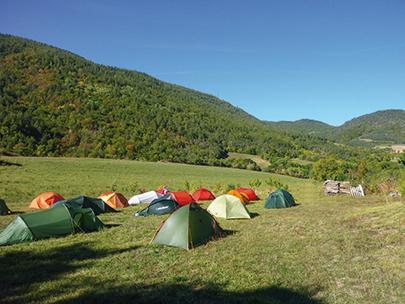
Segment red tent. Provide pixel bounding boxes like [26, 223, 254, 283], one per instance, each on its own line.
[170, 191, 195, 206]
[192, 188, 215, 201]
[236, 188, 259, 201]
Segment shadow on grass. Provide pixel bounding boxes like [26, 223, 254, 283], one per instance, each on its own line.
[104, 223, 121, 228]
[0, 240, 323, 304]
[250, 212, 260, 218]
[0, 242, 139, 303]
[58, 282, 323, 304]
[0, 159, 22, 167]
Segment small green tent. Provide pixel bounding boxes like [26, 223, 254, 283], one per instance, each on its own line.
[0, 199, 11, 215]
[0, 204, 104, 246]
[264, 189, 296, 209]
[135, 195, 179, 217]
[53, 195, 116, 215]
[207, 194, 251, 219]
[151, 203, 223, 250]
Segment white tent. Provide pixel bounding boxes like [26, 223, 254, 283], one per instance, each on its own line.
[128, 191, 161, 205]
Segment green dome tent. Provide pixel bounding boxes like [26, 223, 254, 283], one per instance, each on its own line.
[207, 194, 251, 219]
[53, 195, 116, 215]
[151, 203, 223, 250]
[0, 204, 104, 246]
[0, 199, 11, 216]
[264, 189, 296, 209]
[134, 195, 179, 217]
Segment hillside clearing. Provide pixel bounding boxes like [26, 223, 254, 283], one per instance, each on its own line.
[0, 157, 403, 304]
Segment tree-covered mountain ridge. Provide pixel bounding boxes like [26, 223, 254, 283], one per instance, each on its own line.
[1, 33, 323, 167]
[268, 109, 405, 145]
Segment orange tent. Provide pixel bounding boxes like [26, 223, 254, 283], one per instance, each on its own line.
[227, 190, 249, 203]
[29, 192, 64, 209]
[192, 188, 215, 201]
[98, 192, 128, 208]
[236, 188, 259, 201]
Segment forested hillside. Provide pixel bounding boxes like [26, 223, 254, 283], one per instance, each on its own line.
[0, 34, 403, 191]
[269, 110, 405, 146]
[0, 34, 298, 165]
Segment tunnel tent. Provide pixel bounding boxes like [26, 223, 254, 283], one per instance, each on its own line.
[151, 203, 223, 250]
[264, 189, 296, 209]
[207, 194, 251, 219]
[134, 195, 179, 217]
[0, 204, 104, 246]
[0, 199, 11, 215]
[53, 195, 116, 215]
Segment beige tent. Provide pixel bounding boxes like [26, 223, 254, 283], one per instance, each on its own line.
[207, 194, 251, 219]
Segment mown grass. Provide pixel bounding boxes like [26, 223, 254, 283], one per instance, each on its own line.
[0, 156, 403, 304]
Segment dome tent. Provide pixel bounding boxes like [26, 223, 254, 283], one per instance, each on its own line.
[134, 195, 178, 217]
[98, 192, 128, 208]
[29, 192, 64, 209]
[264, 189, 296, 209]
[170, 191, 195, 206]
[151, 203, 223, 250]
[207, 194, 251, 219]
[192, 188, 215, 201]
[236, 188, 259, 201]
[227, 190, 249, 203]
[0, 204, 104, 246]
[53, 195, 116, 215]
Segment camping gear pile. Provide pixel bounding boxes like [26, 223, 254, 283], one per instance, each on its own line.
[0, 186, 296, 250]
[324, 180, 365, 197]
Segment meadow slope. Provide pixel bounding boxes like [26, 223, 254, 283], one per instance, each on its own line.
[0, 157, 403, 304]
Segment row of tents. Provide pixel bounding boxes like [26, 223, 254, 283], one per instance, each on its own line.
[0, 187, 296, 248]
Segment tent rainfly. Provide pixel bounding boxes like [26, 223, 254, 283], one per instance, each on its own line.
[207, 194, 251, 219]
[134, 195, 179, 217]
[53, 195, 116, 215]
[29, 192, 64, 209]
[98, 192, 128, 208]
[264, 189, 296, 209]
[227, 190, 249, 203]
[236, 188, 259, 201]
[129, 191, 161, 205]
[170, 191, 195, 206]
[192, 188, 215, 201]
[151, 203, 223, 250]
[0, 204, 104, 246]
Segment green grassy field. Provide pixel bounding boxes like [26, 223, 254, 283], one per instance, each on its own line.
[0, 157, 403, 304]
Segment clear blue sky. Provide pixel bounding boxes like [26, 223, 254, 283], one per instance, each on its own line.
[1, 0, 404, 125]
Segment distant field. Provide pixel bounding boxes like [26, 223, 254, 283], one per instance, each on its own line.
[0, 157, 403, 304]
[227, 152, 270, 169]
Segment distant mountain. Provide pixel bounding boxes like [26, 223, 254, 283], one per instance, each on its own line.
[336, 110, 405, 145]
[269, 110, 405, 146]
[267, 119, 334, 137]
